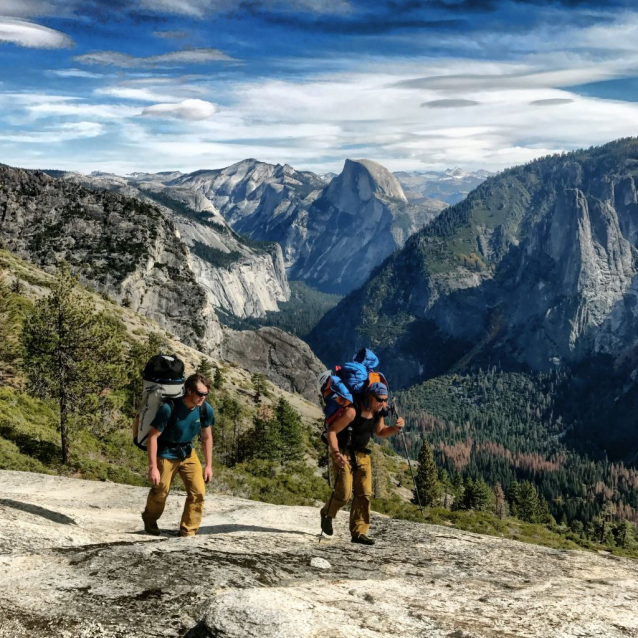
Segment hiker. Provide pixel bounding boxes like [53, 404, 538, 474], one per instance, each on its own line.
[320, 382, 404, 545]
[142, 373, 214, 537]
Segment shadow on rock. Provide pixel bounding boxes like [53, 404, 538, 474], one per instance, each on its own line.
[198, 523, 313, 537]
[0, 498, 77, 526]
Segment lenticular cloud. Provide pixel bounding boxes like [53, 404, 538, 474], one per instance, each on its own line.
[0, 18, 73, 49]
[141, 99, 217, 120]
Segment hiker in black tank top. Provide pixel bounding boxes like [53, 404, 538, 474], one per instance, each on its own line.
[320, 382, 405, 545]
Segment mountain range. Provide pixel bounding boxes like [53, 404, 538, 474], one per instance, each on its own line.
[310, 138, 638, 388]
[97, 158, 447, 295]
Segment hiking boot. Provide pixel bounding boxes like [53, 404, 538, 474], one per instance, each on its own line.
[320, 511, 333, 536]
[351, 534, 375, 546]
[141, 512, 160, 536]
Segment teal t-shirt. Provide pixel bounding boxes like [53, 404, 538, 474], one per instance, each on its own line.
[151, 397, 215, 460]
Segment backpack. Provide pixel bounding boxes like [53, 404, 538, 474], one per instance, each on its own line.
[318, 348, 389, 429]
[133, 354, 185, 451]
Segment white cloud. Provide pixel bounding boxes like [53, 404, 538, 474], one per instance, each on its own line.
[0, 121, 104, 143]
[26, 101, 141, 120]
[74, 47, 235, 68]
[50, 68, 103, 78]
[141, 98, 216, 120]
[95, 81, 208, 103]
[0, 17, 72, 48]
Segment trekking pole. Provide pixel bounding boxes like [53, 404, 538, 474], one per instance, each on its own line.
[390, 399, 424, 515]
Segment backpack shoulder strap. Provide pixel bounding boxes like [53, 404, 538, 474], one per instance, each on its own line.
[200, 403, 207, 424]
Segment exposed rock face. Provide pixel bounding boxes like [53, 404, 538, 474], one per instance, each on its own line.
[168, 159, 444, 295]
[2, 470, 637, 638]
[0, 164, 221, 353]
[0, 165, 318, 397]
[62, 170, 291, 320]
[311, 140, 638, 385]
[221, 326, 325, 402]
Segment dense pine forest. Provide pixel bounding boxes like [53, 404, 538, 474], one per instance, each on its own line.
[391, 366, 638, 540]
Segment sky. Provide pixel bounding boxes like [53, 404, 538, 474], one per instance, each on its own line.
[1, 0, 638, 175]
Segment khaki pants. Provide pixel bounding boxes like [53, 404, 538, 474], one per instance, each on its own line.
[143, 450, 206, 536]
[321, 450, 372, 537]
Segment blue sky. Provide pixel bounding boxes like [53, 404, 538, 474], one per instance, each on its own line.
[1, 0, 638, 174]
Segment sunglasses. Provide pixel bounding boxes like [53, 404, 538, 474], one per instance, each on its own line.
[375, 396, 388, 403]
[194, 389, 209, 398]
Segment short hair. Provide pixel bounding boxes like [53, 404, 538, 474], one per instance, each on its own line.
[185, 373, 211, 393]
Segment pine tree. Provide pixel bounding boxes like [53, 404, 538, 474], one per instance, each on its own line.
[517, 482, 540, 523]
[213, 366, 223, 390]
[414, 439, 441, 507]
[471, 478, 493, 512]
[274, 397, 304, 463]
[537, 496, 555, 525]
[0, 272, 25, 386]
[494, 482, 508, 520]
[251, 372, 266, 403]
[22, 264, 127, 463]
[196, 357, 213, 382]
[506, 480, 520, 518]
[614, 519, 636, 549]
[252, 405, 279, 461]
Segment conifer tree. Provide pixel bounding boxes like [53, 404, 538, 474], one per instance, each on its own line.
[517, 481, 540, 523]
[494, 482, 508, 520]
[507, 480, 520, 517]
[471, 478, 493, 511]
[414, 439, 441, 507]
[22, 264, 127, 464]
[251, 372, 267, 403]
[275, 397, 304, 463]
[196, 357, 213, 380]
[213, 366, 223, 390]
[0, 272, 25, 386]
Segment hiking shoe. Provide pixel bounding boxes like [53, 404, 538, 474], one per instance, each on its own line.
[351, 534, 375, 546]
[320, 512, 333, 536]
[141, 512, 160, 536]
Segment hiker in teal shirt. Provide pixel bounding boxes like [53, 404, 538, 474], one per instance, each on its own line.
[142, 373, 215, 537]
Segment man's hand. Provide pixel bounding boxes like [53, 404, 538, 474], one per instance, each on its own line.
[333, 451, 349, 469]
[203, 465, 213, 484]
[148, 467, 160, 486]
[395, 417, 405, 431]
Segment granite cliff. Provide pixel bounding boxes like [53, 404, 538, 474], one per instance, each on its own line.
[58, 170, 291, 320]
[164, 158, 445, 294]
[310, 139, 638, 386]
[1, 470, 636, 638]
[0, 168, 320, 400]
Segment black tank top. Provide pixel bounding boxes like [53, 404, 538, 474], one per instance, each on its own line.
[337, 409, 376, 452]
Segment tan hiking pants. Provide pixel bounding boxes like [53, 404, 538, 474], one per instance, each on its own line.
[321, 450, 372, 537]
[143, 449, 206, 536]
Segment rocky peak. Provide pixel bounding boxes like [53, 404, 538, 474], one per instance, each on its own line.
[326, 159, 408, 210]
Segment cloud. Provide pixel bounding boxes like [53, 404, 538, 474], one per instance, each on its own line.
[141, 98, 216, 120]
[152, 30, 189, 39]
[529, 98, 574, 106]
[74, 47, 235, 68]
[0, 121, 104, 143]
[422, 98, 480, 107]
[50, 68, 104, 78]
[0, 18, 73, 48]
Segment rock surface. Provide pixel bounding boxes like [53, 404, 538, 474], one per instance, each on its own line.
[1, 470, 637, 638]
[311, 140, 638, 384]
[167, 159, 444, 294]
[221, 326, 325, 402]
[61, 170, 291, 320]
